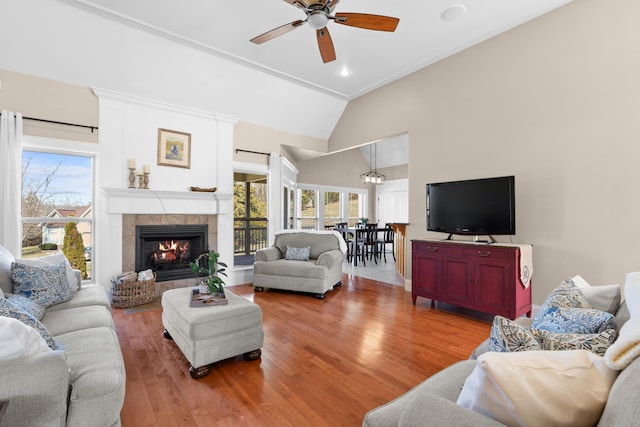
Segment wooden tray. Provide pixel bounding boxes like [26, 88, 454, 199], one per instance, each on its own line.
[189, 289, 228, 307]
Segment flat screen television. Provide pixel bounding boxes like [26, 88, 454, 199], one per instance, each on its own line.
[426, 175, 515, 238]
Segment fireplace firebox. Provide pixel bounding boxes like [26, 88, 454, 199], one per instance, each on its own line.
[135, 224, 208, 282]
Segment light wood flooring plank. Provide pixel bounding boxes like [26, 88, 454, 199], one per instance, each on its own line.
[114, 275, 492, 426]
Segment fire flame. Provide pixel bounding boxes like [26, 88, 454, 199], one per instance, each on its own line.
[152, 240, 190, 264]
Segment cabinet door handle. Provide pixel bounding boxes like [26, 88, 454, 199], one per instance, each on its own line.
[427, 247, 438, 252]
[477, 251, 491, 257]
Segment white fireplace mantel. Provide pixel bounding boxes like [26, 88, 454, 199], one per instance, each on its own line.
[101, 188, 232, 215]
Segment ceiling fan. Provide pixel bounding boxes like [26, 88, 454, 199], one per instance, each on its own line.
[250, 0, 399, 63]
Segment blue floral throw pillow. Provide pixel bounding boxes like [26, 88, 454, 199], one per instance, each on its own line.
[532, 328, 616, 356]
[285, 246, 311, 261]
[532, 306, 616, 334]
[0, 297, 57, 349]
[489, 316, 541, 353]
[538, 278, 590, 310]
[11, 261, 72, 308]
[6, 294, 46, 320]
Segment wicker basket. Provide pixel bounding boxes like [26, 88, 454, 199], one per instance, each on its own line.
[111, 273, 156, 308]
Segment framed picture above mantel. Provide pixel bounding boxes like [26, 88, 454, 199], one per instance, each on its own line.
[157, 128, 191, 169]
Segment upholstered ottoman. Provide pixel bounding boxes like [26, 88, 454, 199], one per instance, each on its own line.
[161, 287, 264, 378]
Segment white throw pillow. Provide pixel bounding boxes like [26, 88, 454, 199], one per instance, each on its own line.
[15, 252, 78, 292]
[572, 275, 621, 314]
[0, 244, 15, 295]
[457, 350, 618, 427]
[0, 316, 53, 360]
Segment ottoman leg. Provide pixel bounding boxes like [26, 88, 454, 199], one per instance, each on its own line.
[254, 286, 264, 292]
[189, 365, 212, 379]
[243, 349, 262, 361]
[163, 329, 173, 340]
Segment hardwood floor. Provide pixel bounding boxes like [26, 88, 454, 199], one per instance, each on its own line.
[114, 275, 492, 427]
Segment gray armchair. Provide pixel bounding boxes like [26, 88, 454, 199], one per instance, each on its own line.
[253, 230, 346, 299]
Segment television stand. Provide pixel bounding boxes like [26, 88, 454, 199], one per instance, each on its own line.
[411, 239, 532, 319]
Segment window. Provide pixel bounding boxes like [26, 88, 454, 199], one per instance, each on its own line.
[295, 185, 367, 230]
[21, 148, 94, 280]
[233, 172, 268, 265]
[298, 188, 318, 229]
[348, 192, 365, 226]
[324, 191, 341, 228]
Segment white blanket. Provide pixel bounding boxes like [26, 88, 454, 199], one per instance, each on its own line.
[604, 271, 640, 370]
[274, 229, 348, 255]
[485, 243, 533, 288]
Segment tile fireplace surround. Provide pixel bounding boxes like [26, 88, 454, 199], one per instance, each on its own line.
[100, 187, 233, 296]
[122, 214, 217, 295]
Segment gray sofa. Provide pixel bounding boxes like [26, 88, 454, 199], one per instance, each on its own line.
[0, 245, 125, 427]
[253, 230, 346, 299]
[363, 282, 638, 427]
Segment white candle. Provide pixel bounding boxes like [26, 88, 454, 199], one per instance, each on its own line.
[143, 164, 149, 173]
[128, 158, 135, 169]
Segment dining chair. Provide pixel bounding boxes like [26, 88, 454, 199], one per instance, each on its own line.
[360, 223, 380, 265]
[333, 222, 353, 263]
[378, 224, 395, 262]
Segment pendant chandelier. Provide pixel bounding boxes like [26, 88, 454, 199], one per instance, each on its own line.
[360, 142, 386, 185]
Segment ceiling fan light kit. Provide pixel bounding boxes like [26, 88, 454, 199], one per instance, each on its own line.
[250, 0, 400, 63]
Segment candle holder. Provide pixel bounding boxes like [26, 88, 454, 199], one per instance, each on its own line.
[143, 172, 150, 190]
[128, 168, 136, 189]
[137, 173, 144, 189]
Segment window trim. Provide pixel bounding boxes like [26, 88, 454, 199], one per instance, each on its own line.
[21, 136, 98, 283]
[296, 183, 368, 230]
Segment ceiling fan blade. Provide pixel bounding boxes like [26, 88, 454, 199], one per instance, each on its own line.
[282, 0, 309, 9]
[334, 13, 399, 32]
[250, 20, 305, 44]
[316, 27, 336, 63]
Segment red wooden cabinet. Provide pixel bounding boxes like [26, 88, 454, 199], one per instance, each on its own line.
[411, 240, 531, 319]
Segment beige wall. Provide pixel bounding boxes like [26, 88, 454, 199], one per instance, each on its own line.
[233, 121, 328, 167]
[0, 69, 98, 143]
[330, 0, 640, 303]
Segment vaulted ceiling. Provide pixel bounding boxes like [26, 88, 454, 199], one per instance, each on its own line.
[63, 0, 571, 100]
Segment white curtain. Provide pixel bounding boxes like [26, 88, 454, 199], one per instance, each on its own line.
[0, 110, 23, 255]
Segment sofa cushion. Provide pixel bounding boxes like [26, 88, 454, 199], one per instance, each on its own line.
[254, 259, 328, 279]
[5, 293, 46, 320]
[0, 316, 52, 360]
[0, 244, 15, 295]
[285, 245, 311, 261]
[0, 297, 57, 349]
[42, 305, 115, 336]
[46, 284, 111, 312]
[11, 261, 72, 308]
[363, 360, 476, 427]
[56, 326, 126, 427]
[598, 356, 640, 426]
[457, 350, 619, 427]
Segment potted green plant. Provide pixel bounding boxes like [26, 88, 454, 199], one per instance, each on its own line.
[190, 250, 228, 297]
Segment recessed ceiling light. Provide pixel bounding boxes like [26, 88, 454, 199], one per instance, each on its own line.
[339, 68, 351, 77]
[441, 4, 466, 22]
